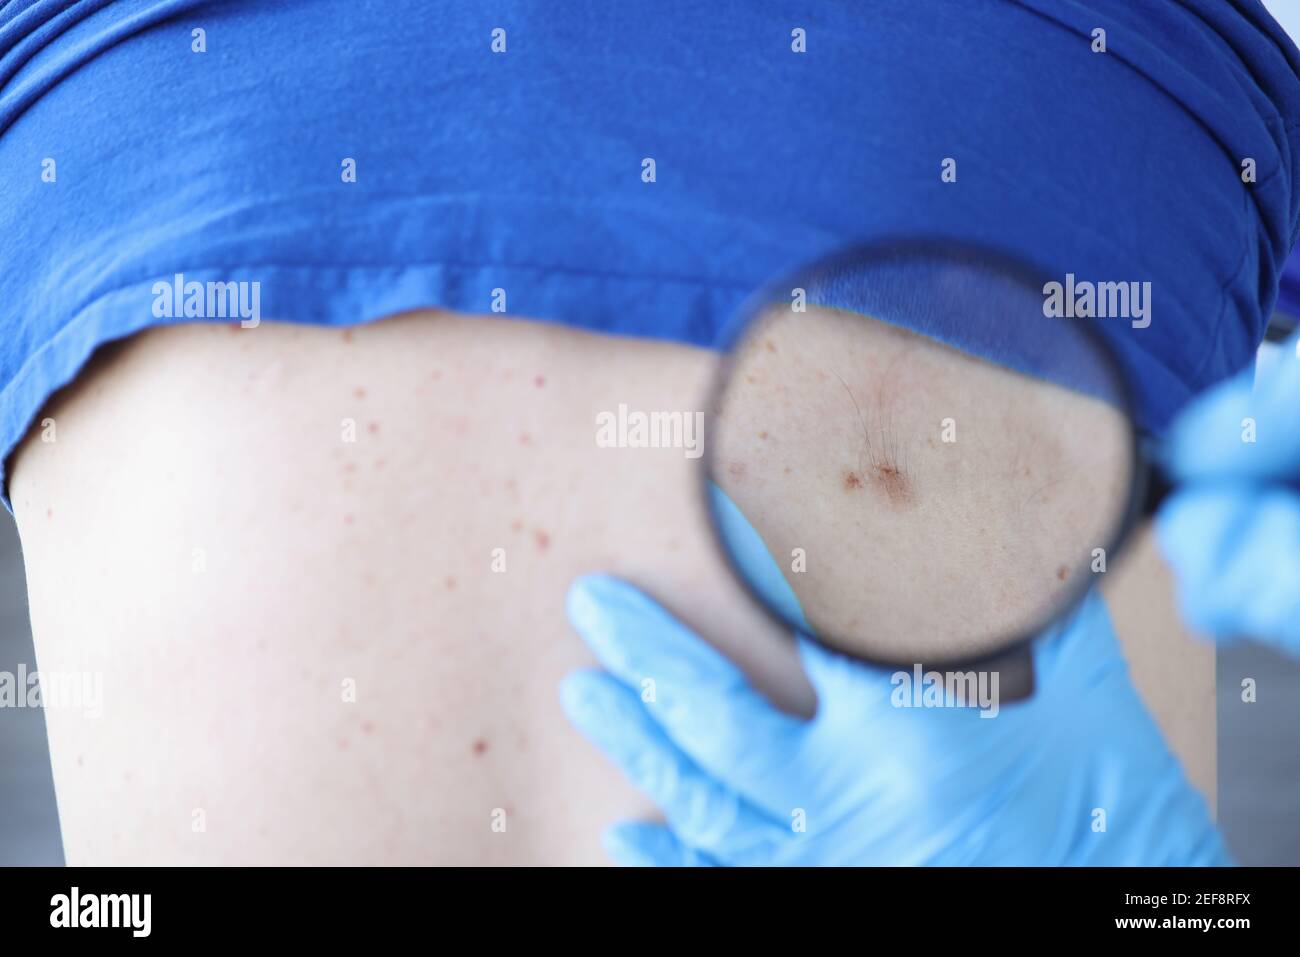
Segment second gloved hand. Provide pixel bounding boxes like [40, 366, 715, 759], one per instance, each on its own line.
[560, 575, 1229, 866]
[1157, 336, 1300, 655]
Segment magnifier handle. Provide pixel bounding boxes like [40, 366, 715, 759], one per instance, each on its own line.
[1141, 464, 1176, 518]
[978, 645, 1035, 702]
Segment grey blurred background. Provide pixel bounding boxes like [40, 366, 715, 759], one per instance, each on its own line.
[2, 499, 1298, 865]
[0, 513, 64, 865]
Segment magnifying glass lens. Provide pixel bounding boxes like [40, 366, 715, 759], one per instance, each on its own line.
[707, 245, 1137, 668]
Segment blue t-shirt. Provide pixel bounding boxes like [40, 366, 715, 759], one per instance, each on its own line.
[2, 0, 1299, 510]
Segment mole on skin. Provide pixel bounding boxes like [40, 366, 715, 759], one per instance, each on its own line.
[842, 466, 914, 508]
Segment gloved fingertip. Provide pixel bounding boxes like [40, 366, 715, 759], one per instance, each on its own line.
[566, 574, 621, 629]
[1165, 374, 1253, 478]
[558, 669, 602, 721]
[559, 669, 637, 740]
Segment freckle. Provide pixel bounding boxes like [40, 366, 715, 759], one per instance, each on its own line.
[505, 478, 518, 494]
[76, 754, 84, 767]
[341, 329, 354, 344]
[511, 518, 523, 533]
[1057, 565, 1069, 581]
[843, 470, 864, 491]
[519, 432, 532, 446]
[728, 461, 746, 481]
[472, 738, 489, 757]
[444, 576, 457, 591]
[534, 529, 551, 551]
[343, 461, 357, 474]
[374, 457, 386, 470]
[338, 738, 350, 751]
[367, 421, 380, 435]
[764, 339, 776, 353]
[534, 374, 546, 388]
[783, 466, 792, 475]
[758, 431, 768, 440]
[745, 375, 757, 384]
[430, 369, 442, 381]
[361, 720, 375, 735]
[344, 513, 355, 525]
[354, 386, 367, 399]
[361, 572, 375, 588]
[45, 507, 53, 519]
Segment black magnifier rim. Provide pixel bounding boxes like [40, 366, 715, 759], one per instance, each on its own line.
[701, 235, 1152, 674]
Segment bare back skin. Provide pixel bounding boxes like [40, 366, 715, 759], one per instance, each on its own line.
[8, 312, 1213, 864]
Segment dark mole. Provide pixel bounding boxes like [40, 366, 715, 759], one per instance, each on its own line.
[1056, 565, 1069, 582]
[534, 374, 546, 388]
[472, 738, 489, 757]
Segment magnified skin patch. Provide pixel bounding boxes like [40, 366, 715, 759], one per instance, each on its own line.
[710, 305, 1133, 662]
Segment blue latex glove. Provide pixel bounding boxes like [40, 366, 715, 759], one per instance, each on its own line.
[561, 574, 1230, 866]
[1157, 336, 1300, 655]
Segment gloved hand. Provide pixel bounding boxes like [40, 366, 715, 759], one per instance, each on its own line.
[560, 574, 1230, 866]
[1157, 336, 1300, 655]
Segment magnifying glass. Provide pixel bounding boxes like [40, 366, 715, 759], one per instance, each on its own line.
[704, 239, 1163, 699]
